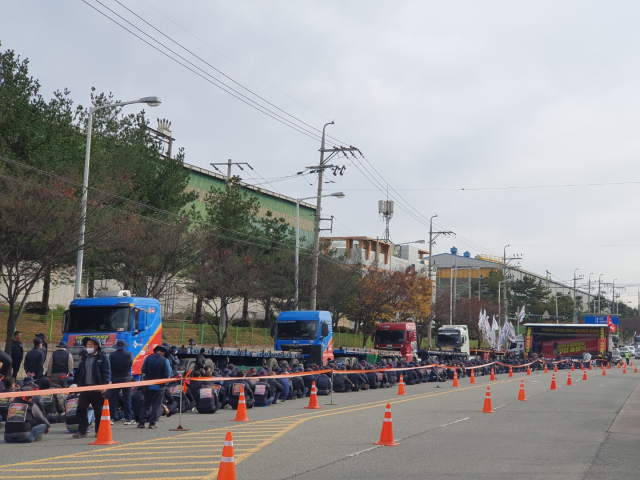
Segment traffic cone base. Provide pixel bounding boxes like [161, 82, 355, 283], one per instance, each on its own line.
[305, 381, 323, 409]
[397, 374, 407, 395]
[452, 370, 459, 388]
[217, 431, 237, 480]
[481, 387, 494, 413]
[89, 399, 119, 446]
[517, 379, 527, 401]
[469, 369, 476, 384]
[550, 374, 557, 390]
[231, 389, 253, 421]
[373, 404, 400, 446]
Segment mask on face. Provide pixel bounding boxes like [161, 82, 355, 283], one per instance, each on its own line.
[86, 347, 95, 355]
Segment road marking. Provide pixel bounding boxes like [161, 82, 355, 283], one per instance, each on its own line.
[348, 446, 381, 457]
[440, 417, 470, 427]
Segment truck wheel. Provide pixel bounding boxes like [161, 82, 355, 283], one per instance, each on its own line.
[205, 359, 216, 372]
[334, 357, 348, 365]
[290, 359, 300, 370]
[266, 358, 278, 372]
[184, 360, 196, 374]
[278, 360, 290, 369]
[349, 357, 358, 367]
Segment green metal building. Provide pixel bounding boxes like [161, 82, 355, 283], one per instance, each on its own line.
[184, 162, 316, 245]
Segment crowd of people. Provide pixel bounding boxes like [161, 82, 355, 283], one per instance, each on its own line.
[1, 332, 593, 444]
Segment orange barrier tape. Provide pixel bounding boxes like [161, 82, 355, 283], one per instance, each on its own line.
[0, 370, 331, 399]
[494, 360, 536, 368]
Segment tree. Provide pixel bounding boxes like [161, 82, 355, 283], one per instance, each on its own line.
[189, 245, 259, 347]
[0, 168, 123, 353]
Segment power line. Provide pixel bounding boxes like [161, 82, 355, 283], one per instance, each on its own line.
[81, 0, 334, 145]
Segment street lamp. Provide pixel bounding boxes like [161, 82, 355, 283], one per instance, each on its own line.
[295, 192, 345, 310]
[74, 96, 162, 298]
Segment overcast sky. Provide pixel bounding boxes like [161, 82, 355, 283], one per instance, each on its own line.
[4, 1, 640, 306]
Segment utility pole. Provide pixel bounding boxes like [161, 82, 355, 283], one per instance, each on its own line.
[449, 266, 454, 325]
[598, 275, 603, 314]
[427, 215, 454, 284]
[572, 268, 583, 324]
[211, 159, 253, 183]
[453, 257, 458, 322]
[309, 123, 360, 310]
[588, 273, 593, 313]
[612, 279, 616, 315]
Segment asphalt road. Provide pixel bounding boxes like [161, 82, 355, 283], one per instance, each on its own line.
[1, 366, 638, 479]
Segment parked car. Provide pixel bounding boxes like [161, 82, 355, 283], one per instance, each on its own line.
[619, 346, 633, 359]
[611, 348, 622, 365]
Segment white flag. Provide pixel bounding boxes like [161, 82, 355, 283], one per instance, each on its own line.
[518, 305, 526, 323]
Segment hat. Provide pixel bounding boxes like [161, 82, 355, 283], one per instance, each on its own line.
[170, 345, 178, 352]
[115, 339, 129, 350]
[56, 340, 67, 348]
[36, 333, 45, 339]
[23, 377, 34, 384]
[153, 344, 168, 354]
[82, 337, 102, 349]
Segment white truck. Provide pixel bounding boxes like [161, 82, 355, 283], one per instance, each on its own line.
[434, 325, 470, 358]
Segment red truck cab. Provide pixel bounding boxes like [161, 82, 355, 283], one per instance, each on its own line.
[373, 322, 418, 362]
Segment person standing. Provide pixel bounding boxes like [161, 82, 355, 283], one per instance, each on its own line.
[72, 337, 111, 439]
[46, 341, 73, 385]
[10, 331, 24, 379]
[138, 345, 171, 429]
[23, 338, 46, 381]
[625, 351, 631, 365]
[109, 339, 135, 425]
[167, 345, 180, 376]
[36, 333, 48, 358]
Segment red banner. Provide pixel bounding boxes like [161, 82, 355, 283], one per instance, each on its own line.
[539, 336, 599, 357]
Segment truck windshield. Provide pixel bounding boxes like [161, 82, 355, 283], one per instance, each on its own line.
[277, 321, 318, 340]
[375, 330, 405, 344]
[437, 332, 461, 347]
[66, 307, 131, 333]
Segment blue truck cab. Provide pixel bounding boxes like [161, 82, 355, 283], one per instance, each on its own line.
[274, 310, 333, 365]
[63, 290, 162, 375]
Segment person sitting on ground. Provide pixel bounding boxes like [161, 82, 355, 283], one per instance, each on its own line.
[0, 377, 19, 423]
[253, 377, 274, 407]
[302, 368, 317, 397]
[289, 370, 305, 398]
[225, 371, 255, 410]
[315, 371, 332, 395]
[37, 377, 65, 424]
[196, 381, 221, 413]
[3, 394, 51, 443]
[161, 387, 179, 417]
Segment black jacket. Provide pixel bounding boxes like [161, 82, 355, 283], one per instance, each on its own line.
[109, 349, 134, 383]
[316, 374, 332, 392]
[11, 340, 23, 363]
[290, 376, 304, 392]
[76, 350, 111, 386]
[23, 348, 46, 379]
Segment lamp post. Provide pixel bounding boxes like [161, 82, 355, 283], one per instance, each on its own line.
[74, 96, 162, 298]
[295, 192, 344, 310]
[598, 274, 603, 314]
[588, 273, 594, 313]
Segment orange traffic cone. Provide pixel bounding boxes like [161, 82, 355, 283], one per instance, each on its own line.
[618, 362, 621, 369]
[304, 381, 323, 410]
[231, 389, 253, 422]
[554, 364, 558, 373]
[508, 367, 513, 378]
[589, 362, 593, 371]
[544, 364, 548, 374]
[526, 365, 531, 375]
[634, 365, 638, 373]
[452, 370, 459, 387]
[216, 431, 236, 480]
[490, 368, 496, 381]
[550, 374, 557, 390]
[517, 379, 527, 401]
[397, 374, 406, 395]
[583, 370, 588, 381]
[481, 387, 494, 413]
[567, 372, 572, 386]
[602, 367, 607, 376]
[608, 363, 611, 369]
[469, 369, 476, 384]
[581, 362, 584, 371]
[89, 399, 119, 446]
[571, 363, 575, 372]
[373, 403, 400, 446]
[623, 365, 627, 374]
